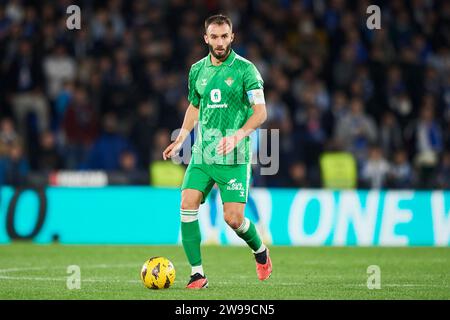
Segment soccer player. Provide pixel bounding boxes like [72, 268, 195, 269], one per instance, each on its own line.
[163, 14, 272, 289]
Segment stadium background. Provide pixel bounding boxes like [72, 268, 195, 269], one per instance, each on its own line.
[0, 0, 450, 246]
[0, 0, 448, 189]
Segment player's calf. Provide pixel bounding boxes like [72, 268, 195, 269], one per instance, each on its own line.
[229, 216, 272, 281]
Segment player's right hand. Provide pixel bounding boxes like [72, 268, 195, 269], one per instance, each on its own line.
[162, 141, 182, 160]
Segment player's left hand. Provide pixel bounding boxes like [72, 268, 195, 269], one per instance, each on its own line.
[216, 135, 239, 155]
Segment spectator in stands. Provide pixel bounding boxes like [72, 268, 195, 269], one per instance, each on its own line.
[118, 150, 147, 185]
[406, 106, 443, 188]
[84, 112, 132, 171]
[105, 60, 137, 123]
[336, 97, 377, 163]
[379, 111, 403, 157]
[0, 6, 13, 39]
[36, 131, 62, 172]
[151, 128, 171, 163]
[361, 145, 390, 189]
[0, 142, 29, 186]
[385, 66, 412, 125]
[353, 66, 374, 103]
[54, 81, 75, 130]
[436, 152, 450, 189]
[322, 90, 348, 139]
[295, 105, 326, 167]
[333, 45, 357, 89]
[444, 123, 450, 154]
[443, 74, 450, 123]
[0, 117, 21, 157]
[6, 39, 49, 137]
[265, 90, 290, 131]
[62, 85, 99, 169]
[129, 99, 159, 169]
[43, 43, 76, 100]
[285, 161, 311, 188]
[387, 149, 414, 189]
[0, 0, 448, 189]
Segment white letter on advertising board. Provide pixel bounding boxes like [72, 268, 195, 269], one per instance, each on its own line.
[379, 192, 413, 245]
[334, 191, 379, 245]
[431, 191, 450, 246]
[289, 191, 334, 245]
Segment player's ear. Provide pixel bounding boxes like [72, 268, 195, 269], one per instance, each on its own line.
[231, 33, 234, 42]
[204, 34, 209, 44]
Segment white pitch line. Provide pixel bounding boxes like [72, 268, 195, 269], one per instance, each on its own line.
[0, 263, 186, 285]
[0, 275, 301, 287]
[0, 263, 149, 274]
[0, 275, 141, 283]
[343, 283, 450, 288]
[0, 275, 448, 289]
[0, 262, 190, 275]
[1, 265, 448, 289]
[0, 266, 51, 273]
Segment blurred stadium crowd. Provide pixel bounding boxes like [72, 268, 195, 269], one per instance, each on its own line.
[0, 0, 449, 189]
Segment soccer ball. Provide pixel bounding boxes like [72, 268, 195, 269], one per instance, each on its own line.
[141, 257, 176, 289]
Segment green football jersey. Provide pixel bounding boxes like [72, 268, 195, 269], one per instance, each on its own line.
[188, 49, 264, 165]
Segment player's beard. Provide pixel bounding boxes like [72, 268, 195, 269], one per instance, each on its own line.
[209, 43, 231, 61]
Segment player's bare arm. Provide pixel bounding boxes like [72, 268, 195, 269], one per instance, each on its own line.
[216, 103, 267, 155]
[162, 103, 199, 160]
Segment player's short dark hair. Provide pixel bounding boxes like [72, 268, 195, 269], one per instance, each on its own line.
[204, 14, 233, 33]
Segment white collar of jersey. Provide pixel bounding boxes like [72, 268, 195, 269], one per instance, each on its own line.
[206, 49, 237, 67]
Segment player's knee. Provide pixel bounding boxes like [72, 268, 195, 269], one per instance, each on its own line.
[223, 211, 244, 230]
[181, 192, 201, 210]
[180, 200, 199, 211]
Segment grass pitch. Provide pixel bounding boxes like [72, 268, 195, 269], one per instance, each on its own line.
[0, 243, 449, 299]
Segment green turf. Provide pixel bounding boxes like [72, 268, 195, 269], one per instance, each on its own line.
[0, 243, 449, 299]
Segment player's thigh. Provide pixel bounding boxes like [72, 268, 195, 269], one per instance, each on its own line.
[214, 163, 252, 204]
[181, 163, 215, 205]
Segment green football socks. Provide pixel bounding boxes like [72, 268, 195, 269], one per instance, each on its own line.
[180, 209, 202, 267]
[234, 218, 263, 252]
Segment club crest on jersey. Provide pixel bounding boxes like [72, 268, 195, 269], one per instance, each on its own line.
[201, 79, 207, 86]
[224, 77, 234, 86]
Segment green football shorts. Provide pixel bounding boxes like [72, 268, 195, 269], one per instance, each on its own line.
[181, 162, 252, 203]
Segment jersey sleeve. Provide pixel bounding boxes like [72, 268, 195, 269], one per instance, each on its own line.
[243, 63, 264, 92]
[188, 66, 200, 108]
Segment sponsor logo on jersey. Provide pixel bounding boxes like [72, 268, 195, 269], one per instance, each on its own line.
[210, 89, 221, 102]
[226, 178, 244, 191]
[207, 89, 227, 108]
[206, 103, 228, 109]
